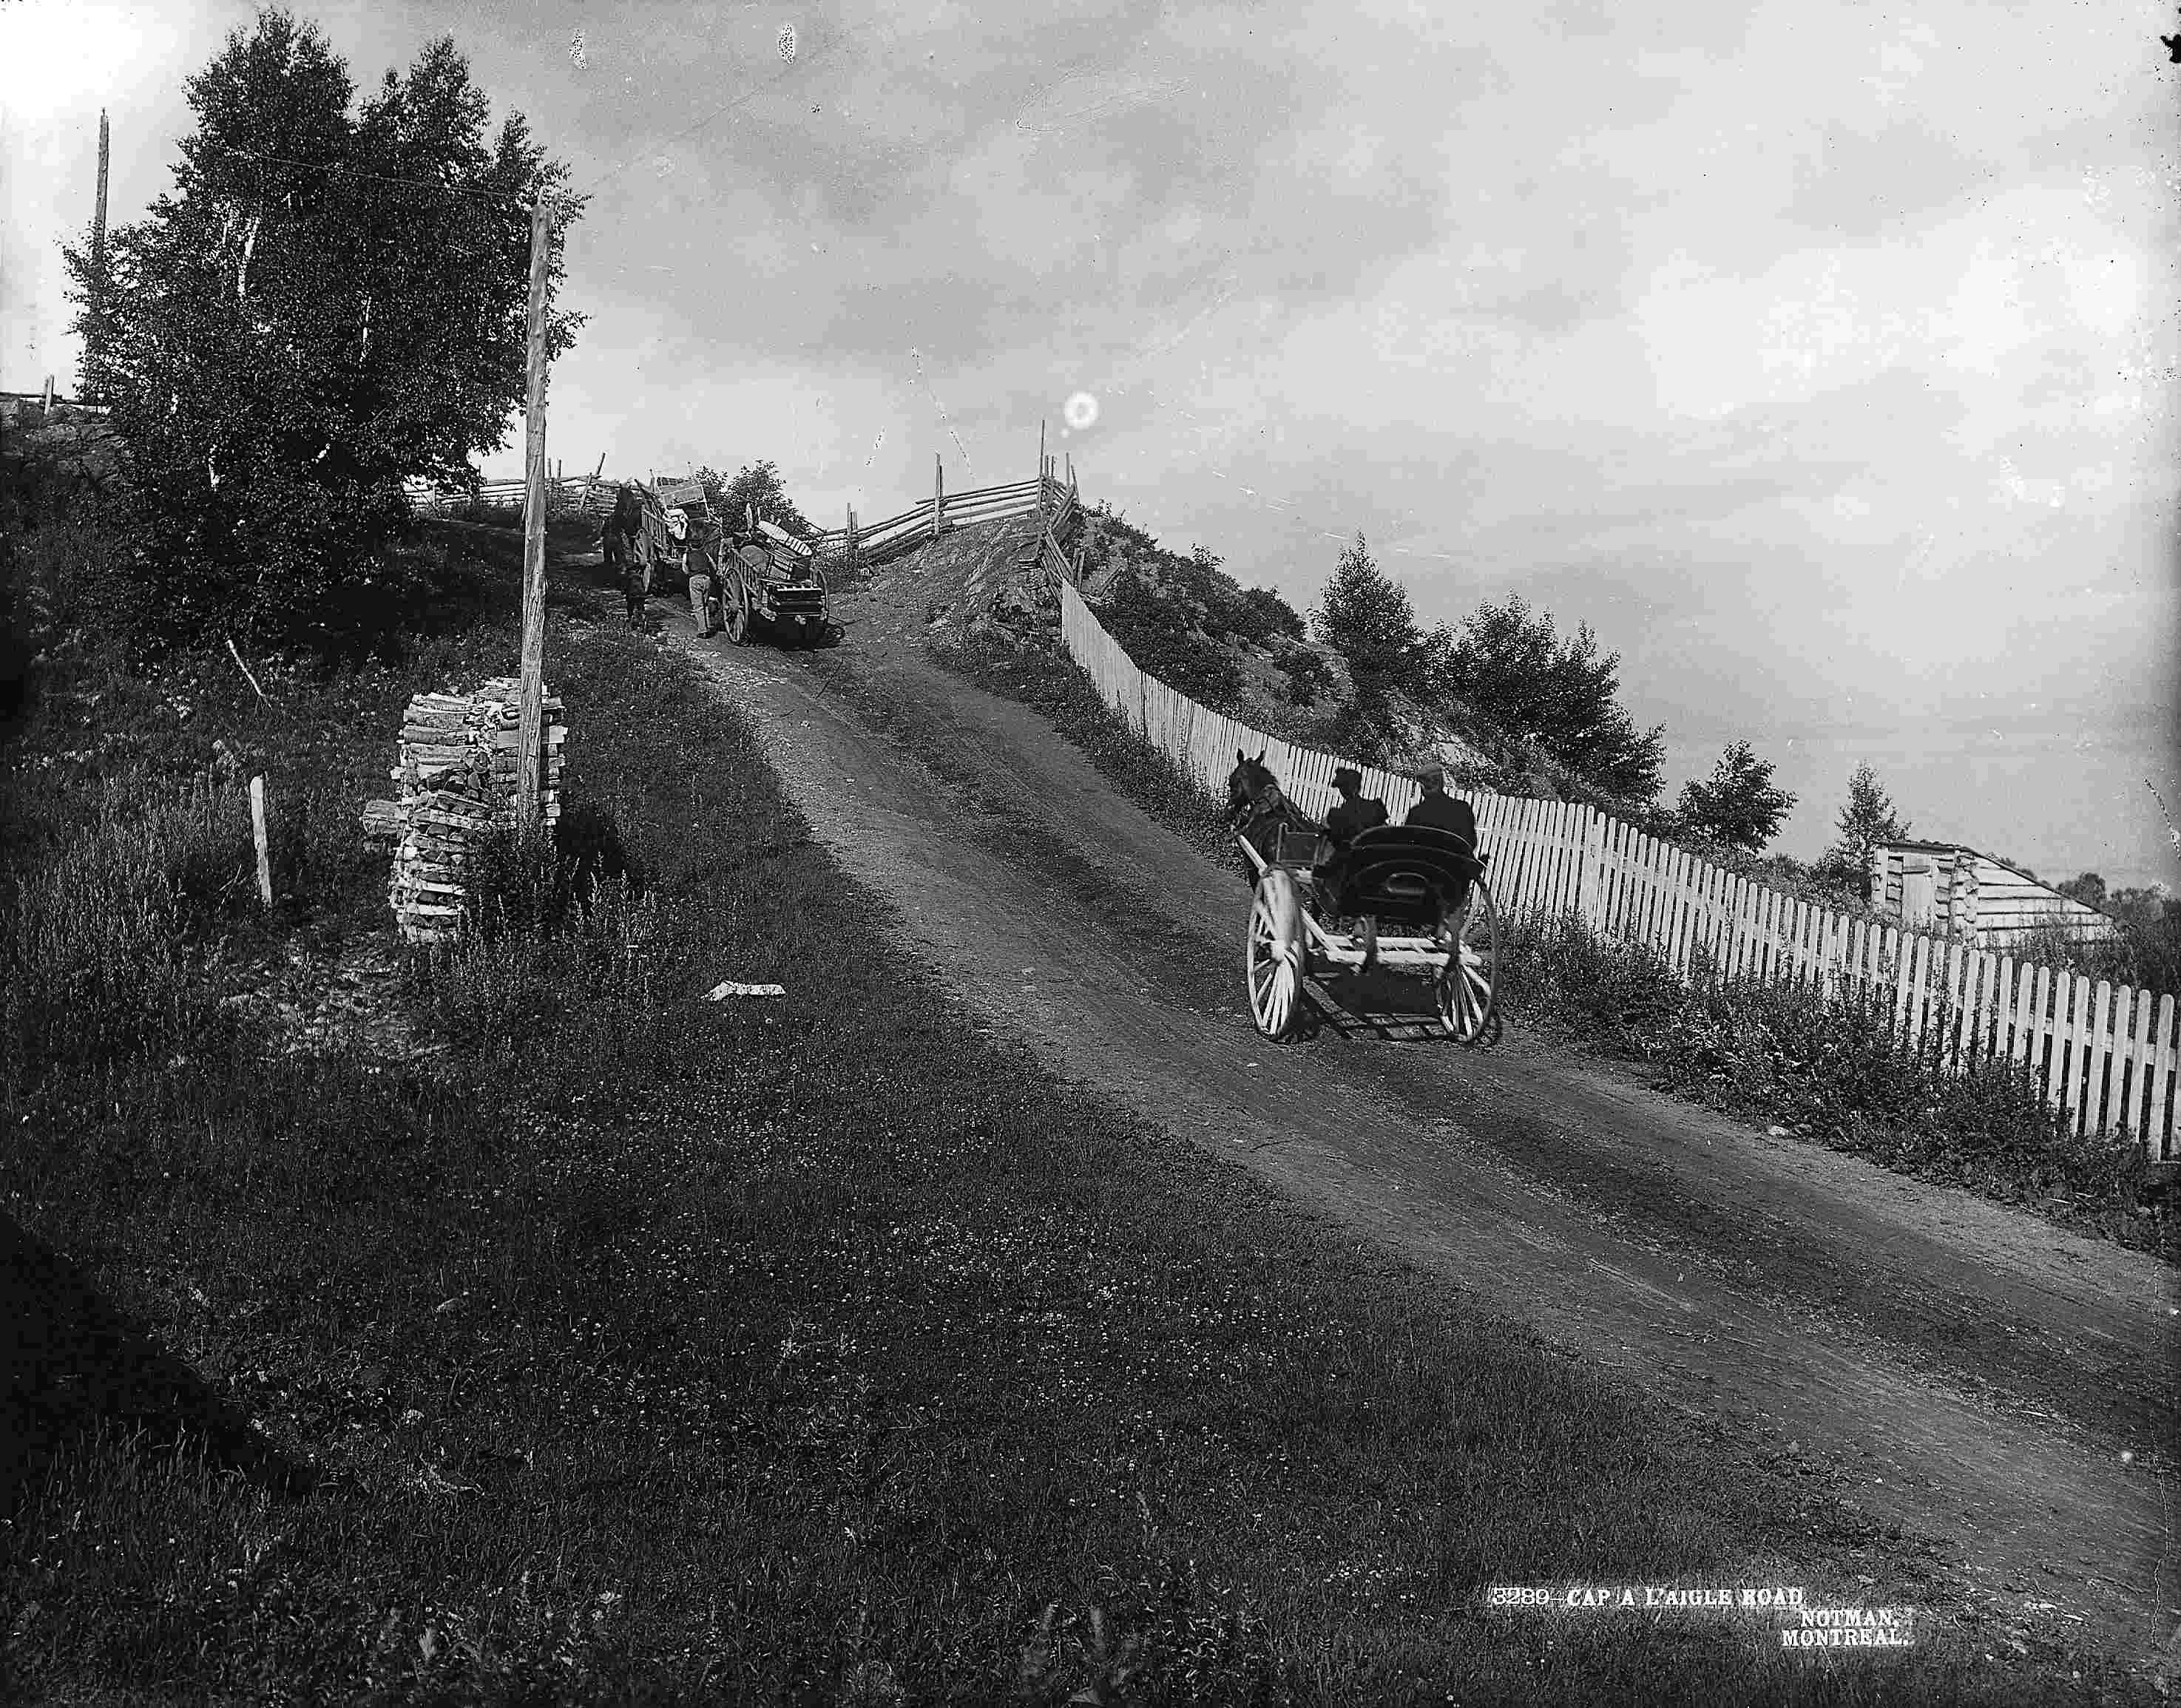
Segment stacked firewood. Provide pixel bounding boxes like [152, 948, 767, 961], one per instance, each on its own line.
[383, 677, 565, 943]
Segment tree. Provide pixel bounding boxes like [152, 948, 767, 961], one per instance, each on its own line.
[61, 9, 584, 654]
[1820, 763, 1910, 889]
[701, 460, 814, 539]
[1237, 585, 1306, 645]
[2057, 872, 2108, 909]
[1675, 739, 1796, 853]
[1311, 534, 1426, 752]
[1436, 594, 1666, 802]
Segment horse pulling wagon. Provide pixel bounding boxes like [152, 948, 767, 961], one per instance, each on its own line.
[1231, 757, 1499, 1044]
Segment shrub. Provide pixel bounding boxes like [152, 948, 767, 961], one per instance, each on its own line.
[409, 817, 659, 1068]
[1098, 565, 1244, 712]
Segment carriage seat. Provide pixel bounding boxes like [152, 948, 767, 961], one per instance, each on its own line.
[1316, 824, 1482, 929]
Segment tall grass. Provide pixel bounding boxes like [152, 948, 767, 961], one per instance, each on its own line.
[1495, 907, 2163, 1239]
[0, 771, 254, 1086]
[409, 819, 661, 1068]
[2008, 912, 2181, 1006]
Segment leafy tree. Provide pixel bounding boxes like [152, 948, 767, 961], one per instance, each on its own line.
[2057, 872, 2108, 909]
[1237, 585, 1306, 645]
[1101, 563, 1241, 710]
[1823, 763, 1910, 868]
[1436, 594, 1665, 802]
[1817, 763, 1910, 891]
[62, 8, 583, 654]
[1675, 739, 1797, 853]
[700, 460, 814, 538]
[1276, 640, 1333, 708]
[1312, 534, 1418, 697]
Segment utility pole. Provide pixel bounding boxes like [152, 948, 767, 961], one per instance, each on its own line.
[88, 109, 109, 387]
[515, 195, 552, 836]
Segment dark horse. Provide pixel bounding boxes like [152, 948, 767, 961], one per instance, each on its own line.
[1225, 748, 1319, 887]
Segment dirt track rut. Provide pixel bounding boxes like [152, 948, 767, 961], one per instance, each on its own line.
[662, 586, 2178, 1674]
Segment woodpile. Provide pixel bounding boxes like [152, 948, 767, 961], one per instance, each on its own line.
[376, 677, 566, 943]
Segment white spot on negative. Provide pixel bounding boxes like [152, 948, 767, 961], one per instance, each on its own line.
[1064, 391, 1098, 430]
[779, 24, 797, 61]
[569, 29, 587, 70]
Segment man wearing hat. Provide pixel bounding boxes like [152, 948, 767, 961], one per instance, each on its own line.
[1404, 765, 1478, 854]
[1323, 766, 1389, 853]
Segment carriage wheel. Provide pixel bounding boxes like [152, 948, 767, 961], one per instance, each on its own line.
[724, 600, 750, 645]
[1436, 877, 1499, 1044]
[1245, 869, 1306, 1041]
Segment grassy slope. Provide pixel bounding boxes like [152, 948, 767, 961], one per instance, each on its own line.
[0, 520, 2148, 1704]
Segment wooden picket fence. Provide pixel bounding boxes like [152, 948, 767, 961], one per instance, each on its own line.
[1056, 576, 2179, 1164]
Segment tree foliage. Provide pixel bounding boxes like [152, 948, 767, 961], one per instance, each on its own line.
[1436, 594, 1666, 802]
[1101, 563, 1243, 711]
[62, 7, 583, 655]
[1078, 506, 1305, 716]
[1816, 763, 1911, 891]
[700, 460, 815, 539]
[1823, 763, 1910, 868]
[1311, 535, 1416, 699]
[2057, 872, 2107, 909]
[1675, 739, 1797, 854]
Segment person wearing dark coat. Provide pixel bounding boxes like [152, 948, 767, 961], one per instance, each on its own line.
[1404, 766, 1478, 854]
[603, 486, 648, 631]
[1322, 766, 1389, 851]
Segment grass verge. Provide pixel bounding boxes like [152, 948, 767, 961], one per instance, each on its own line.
[0, 524, 2154, 1703]
[933, 629, 2176, 1265]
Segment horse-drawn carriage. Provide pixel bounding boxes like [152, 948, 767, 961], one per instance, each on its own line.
[1231, 756, 1498, 1044]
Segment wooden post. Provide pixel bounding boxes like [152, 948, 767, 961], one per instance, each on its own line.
[515, 195, 552, 836]
[932, 454, 944, 539]
[87, 109, 109, 385]
[1037, 419, 1046, 529]
[41, 375, 53, 416]
[248, 776, 273, 908]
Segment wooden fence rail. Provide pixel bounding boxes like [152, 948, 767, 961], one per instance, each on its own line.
[1053, 576, 2179, 1162]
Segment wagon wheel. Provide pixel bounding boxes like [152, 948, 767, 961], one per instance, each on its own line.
[723, 596, 751, 645]
[1245, 868, 1307, 1042]
[1436, 877, 1499, 1044]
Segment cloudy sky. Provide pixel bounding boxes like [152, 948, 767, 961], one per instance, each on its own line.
[5, 0, 2177, 887]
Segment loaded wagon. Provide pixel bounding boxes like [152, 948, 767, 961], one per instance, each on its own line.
[714, 508, 842, 648]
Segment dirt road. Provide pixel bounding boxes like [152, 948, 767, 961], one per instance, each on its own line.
[664, 567, 2179, 1675]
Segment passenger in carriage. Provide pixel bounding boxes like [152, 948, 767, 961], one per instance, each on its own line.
[1322, 767, 1388, 853]
[1403, 765, 1478, 855]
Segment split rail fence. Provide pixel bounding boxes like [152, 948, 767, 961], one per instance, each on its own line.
[1056, 577, 2179, 1163]
[405, 459, 1081, 566]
